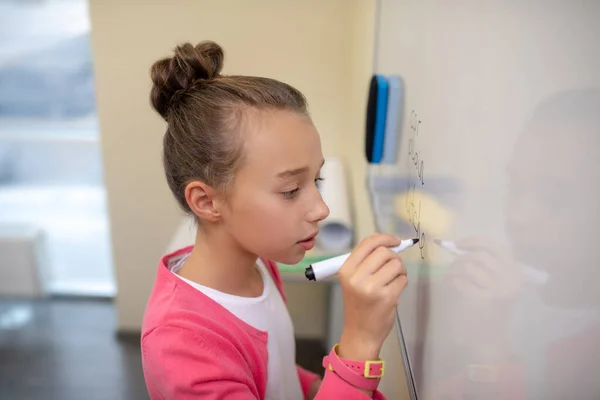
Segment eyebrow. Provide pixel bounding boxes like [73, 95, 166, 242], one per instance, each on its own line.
[277, 159, 325, 179]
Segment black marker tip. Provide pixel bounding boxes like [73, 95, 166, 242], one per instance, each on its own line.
[305, 266, 316, 281]
[413, 238, 420, 244]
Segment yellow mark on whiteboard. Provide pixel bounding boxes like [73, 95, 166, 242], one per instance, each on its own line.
[394, 189, 454, 238]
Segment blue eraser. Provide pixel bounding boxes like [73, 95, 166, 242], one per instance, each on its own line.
[371, 75, 389, 163]
[382, 75, 404, 164]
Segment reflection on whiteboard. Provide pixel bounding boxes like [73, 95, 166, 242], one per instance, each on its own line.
[373, 1, 600, 399]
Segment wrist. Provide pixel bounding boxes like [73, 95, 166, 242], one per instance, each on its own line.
[338, 330, 381, 361]
[322, 343, 384, 393]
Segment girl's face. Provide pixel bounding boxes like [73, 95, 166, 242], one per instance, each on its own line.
[220, 109, 330, 265]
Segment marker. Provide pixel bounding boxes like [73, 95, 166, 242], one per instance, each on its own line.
[433, 239, 548, 285]
[305, 238, 419, 281]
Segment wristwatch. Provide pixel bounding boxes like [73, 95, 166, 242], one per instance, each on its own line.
[322, 344, 385, 391]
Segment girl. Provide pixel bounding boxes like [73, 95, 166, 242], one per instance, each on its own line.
[141, 41, 409, 400]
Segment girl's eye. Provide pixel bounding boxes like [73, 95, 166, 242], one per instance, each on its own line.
[315, 177, 324, 189]
[282, 178, 324, 199]
[282, 188, 300, 199]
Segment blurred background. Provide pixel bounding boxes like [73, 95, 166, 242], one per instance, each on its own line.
[0, 0, 402, 399]
[0, 0, 115, 298]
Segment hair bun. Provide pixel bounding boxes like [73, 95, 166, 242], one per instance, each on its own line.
[150, 41, 224, 119]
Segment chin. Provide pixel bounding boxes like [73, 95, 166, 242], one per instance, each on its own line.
[268, 249, 306, 266]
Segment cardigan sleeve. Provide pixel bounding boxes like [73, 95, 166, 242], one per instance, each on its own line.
[142, 325, 261, 399]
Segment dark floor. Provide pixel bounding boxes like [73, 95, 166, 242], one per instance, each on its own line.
[0, 298, 325, 400]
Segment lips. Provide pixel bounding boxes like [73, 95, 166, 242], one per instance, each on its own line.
[297, 231, 318, 251]
[299, 231, 318, 243]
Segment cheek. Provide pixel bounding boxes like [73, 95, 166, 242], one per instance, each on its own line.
[229, 193, 297, 240]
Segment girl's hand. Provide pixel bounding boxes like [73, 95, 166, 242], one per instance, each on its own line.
[337, 233, 409, 361]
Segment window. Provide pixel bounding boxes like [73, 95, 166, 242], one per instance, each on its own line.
[0, 0, 115, 297]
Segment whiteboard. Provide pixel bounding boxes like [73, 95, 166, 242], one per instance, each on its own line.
[370, 1, 600, 399]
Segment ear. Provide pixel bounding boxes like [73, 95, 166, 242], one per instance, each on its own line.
[185, 181, 221, 222]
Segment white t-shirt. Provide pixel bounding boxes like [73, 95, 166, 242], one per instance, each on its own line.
[169, 254, 303, 400]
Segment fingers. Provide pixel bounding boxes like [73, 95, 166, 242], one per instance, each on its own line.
[370, 257, 407, 287]
[355, 246, 402, 278]
[386, 274, 409, 304]
[341, 233, 401, 274]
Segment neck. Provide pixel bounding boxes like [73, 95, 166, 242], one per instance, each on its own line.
[177, 226, 262, 296]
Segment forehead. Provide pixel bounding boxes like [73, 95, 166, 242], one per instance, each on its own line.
[240, 109, 322, 175]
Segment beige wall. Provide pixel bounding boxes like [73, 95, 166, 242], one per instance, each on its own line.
[90, 0, 407, 398]
[90, 0, 355, 331]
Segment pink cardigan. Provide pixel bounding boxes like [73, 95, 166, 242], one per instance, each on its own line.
[141, 245, 386, 399]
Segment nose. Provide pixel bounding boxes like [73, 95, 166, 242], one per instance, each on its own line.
[307, 190, 330, 223]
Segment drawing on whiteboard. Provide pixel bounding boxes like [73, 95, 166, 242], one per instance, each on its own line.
[406, 109, 426, 258]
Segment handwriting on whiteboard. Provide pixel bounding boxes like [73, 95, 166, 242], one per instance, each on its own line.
[405, 110, 426, 259]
